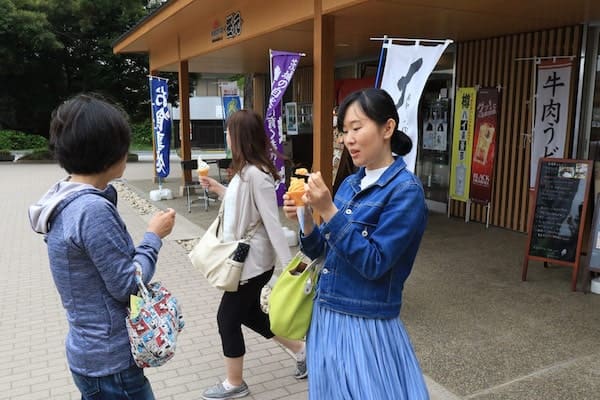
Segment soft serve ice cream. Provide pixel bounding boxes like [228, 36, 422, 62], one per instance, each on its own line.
[197, 157, 210, 177]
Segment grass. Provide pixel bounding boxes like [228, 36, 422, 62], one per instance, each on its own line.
[130, 143, 154, 151]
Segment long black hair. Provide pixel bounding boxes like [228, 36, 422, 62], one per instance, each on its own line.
[336, 88, 412, 156]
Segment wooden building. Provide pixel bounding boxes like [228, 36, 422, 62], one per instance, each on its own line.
[114, 0, 600, 232]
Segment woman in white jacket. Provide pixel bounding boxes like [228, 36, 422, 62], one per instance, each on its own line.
[199, 110, 306, 400]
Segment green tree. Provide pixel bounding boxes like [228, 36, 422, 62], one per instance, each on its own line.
[0, 0, 62, 131]
[0, 0, 167, 136]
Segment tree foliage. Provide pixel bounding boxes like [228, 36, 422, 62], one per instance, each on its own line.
[0, 0, 169, 136]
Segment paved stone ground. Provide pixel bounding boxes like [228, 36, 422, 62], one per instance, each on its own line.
[1, 163, 307, 400]
[5, 160, 600, 400]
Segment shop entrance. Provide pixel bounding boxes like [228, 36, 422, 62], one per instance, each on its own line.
[416, 72, 453, 213]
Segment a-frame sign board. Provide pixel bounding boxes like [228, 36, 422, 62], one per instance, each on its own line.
[522, 158, 593, 291]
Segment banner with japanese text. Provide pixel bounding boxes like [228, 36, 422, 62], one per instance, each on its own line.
[449, 87, 476, 202]
[470, 88, 500, 204]
[149, 77, 171, 178]
[530, 60, 572, 187]
[265, 50, 302, 205]
[379, 40, 451, 172]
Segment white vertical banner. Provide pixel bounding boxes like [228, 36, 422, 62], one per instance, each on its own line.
[530, 60, 572, 186]
[379, 40, 451, 172]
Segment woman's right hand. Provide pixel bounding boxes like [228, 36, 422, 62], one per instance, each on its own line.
[147, 208, 176, 239]
[199, 176, 226, 198]
[199, 176, 218, 191]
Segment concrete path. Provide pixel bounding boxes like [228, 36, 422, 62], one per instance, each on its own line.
[3, 160, 600, 400]
[1, 163, 305, 400]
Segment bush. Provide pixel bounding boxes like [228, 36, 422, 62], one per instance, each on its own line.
[0, 130, 48, 150]
[127, 152, 139, 162]
[131, 120, 153, 148]
[18, 148, 54, 161]
[0, 149, 14, 161]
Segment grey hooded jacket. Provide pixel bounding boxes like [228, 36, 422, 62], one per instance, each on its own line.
[29, 178, 162, 377]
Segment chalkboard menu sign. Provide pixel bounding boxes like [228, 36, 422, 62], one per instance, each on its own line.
[522, 158, 592, 291]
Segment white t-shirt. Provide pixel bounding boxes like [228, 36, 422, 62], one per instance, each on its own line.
[222, 174, 240, 242]
[360, 166, 389, 190]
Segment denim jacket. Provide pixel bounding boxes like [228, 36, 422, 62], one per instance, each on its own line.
[300, 156, 427, 319]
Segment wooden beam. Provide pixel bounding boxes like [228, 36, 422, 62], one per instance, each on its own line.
[178, 59, 192, 186]
[313, 1, 334, 190]
[149, 69, 159, 183]
[252, 75, 266, 118]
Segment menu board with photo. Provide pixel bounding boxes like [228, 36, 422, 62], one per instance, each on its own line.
[522, 158, 593, 291]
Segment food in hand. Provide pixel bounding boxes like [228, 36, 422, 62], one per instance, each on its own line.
[197, 160, 210, 177]
[294, 168, 309, 176]
[287, 177, 305, 206]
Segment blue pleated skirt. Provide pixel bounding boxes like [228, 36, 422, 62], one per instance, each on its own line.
[306, 303, 429, 400]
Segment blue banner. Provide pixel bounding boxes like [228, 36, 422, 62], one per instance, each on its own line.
[222, 95, 241, 121]
[266, 50, 302, 205]
[150, 77, 171, 178]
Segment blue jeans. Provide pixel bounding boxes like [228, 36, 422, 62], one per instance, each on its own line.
[71, 365, 155, 400]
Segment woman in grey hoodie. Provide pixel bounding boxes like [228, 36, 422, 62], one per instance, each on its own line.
[29, 94, 176, 400]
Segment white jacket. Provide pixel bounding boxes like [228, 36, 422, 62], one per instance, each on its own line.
[224, 164, 291, 280]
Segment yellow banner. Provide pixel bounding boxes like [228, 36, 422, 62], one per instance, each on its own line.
[449, 87, 476, 202]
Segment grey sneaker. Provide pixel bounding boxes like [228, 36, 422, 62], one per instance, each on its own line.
[294, 358, 308, 379]
[201, 381, 249, 399]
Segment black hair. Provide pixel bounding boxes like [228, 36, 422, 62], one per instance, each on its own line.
[336, 88, 412, 156]
[49, 93, 131, 174]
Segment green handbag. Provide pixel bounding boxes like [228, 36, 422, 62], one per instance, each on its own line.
[268, 252, 324, 340]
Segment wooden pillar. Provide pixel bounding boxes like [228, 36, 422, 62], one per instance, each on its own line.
[313, 1, 335, 190]
[253, 75, 266, 118]
[150, 69, 158, 183]
[178, 60, 191, 186]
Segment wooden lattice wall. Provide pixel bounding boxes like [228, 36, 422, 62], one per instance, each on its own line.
[452, 25, 582, 232]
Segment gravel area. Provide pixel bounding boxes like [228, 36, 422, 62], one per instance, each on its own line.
[114, 180, 199, 252]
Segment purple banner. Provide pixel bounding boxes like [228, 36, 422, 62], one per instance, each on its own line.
[149, 77, 171, 178]
[265, 50, 302, 205]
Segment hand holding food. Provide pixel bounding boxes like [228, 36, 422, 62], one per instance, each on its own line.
[287, 177, 306, 206]
[305, 171, 338, 222]
[286, 168, 310, 206]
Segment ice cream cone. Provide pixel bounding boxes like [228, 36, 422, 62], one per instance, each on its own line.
[197, 167, 210, 177]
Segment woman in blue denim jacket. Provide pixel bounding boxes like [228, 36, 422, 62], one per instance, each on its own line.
[283, 88, 429, 399]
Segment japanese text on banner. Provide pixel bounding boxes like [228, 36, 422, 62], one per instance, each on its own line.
[265, 51, 302, 205]
[449, 87, 476, 202]
[379, 40, 450, 172]
[530, 60, 572, 187]
[150, 78, 171, 178]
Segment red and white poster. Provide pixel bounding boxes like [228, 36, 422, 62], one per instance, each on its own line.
[470, 88, 500, 204]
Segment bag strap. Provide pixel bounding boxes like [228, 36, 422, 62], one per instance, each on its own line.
[306, 255, 325, 271]
[133, 262, 150, 301]
[215, 199, 262, 242]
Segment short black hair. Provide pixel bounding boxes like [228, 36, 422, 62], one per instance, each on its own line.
[337, 88, 412, 156]
[49, 93, 131, 174]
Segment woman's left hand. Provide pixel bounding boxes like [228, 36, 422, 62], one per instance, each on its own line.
[305, 172, 338, 222]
